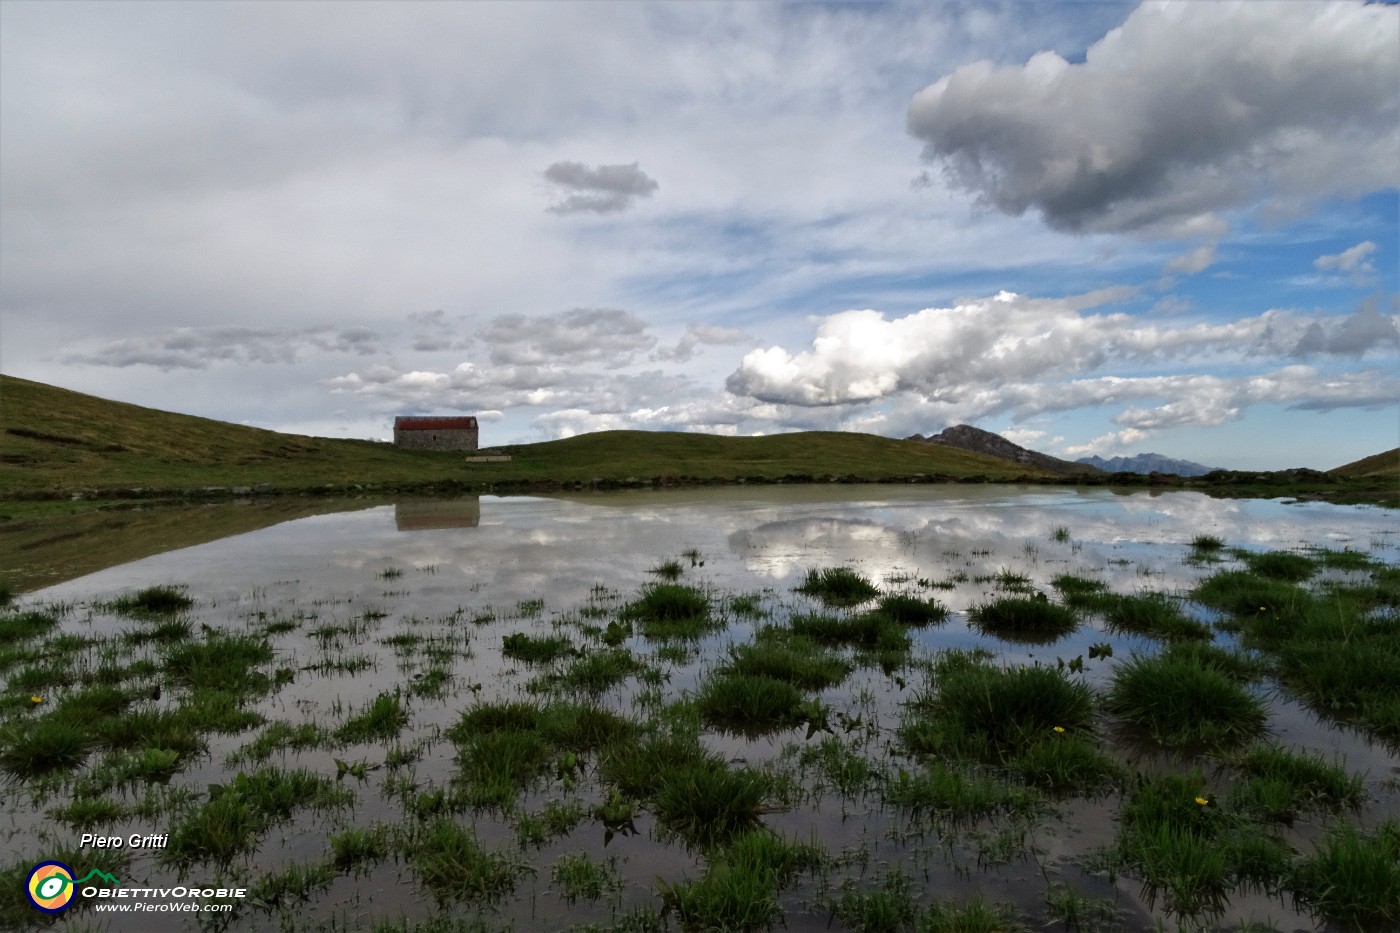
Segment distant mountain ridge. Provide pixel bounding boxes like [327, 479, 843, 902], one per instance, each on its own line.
[905, 424, 1102, 477]
[1075, 453, 1219, 476]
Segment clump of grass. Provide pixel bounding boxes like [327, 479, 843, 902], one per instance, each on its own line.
[1194, 570, 1310, 619]
[661, 830, 822, 930]
[1011, 733, 1123, 795]
[620, 584, 718, 639]
[648, 560, 684, 581]
[723, 631, 853, 690]
[1104, 593, 1212, 642]
[106, 585, 194, 616]
[885, 761, 1041, 822]
[454, 730, 552, 809]
[164, 768, 350, 865]
[336, 691, 409, 744]
[1243, 550, 1317, 583]
[49, 795, 128, 829]
[797, 736, 879, 798]
[515, 799, 587, 848]
[247, 860, 337, 910]
[546, 646, 648, 694]
[536, 701, 636, 752]
[873, 593, 949, 626]
[0, 717, 94, 777]
[729, 594, 767, 618]
[968, 596, 1078, 643]
[1115, 770, 1291, 920]
[831, 870, 917, 933]
[1106, 651, 1266, 749]
[0, 609, 58, 644]
[695, 672, 808, 737]
[1309, 547, 1377, 571]
[552, 852, 622, 904]
[1190, 534, 1225, 552]
[502, 632, 576, 664]
[330, 826, 390, 872]
[1052, 526, 1072, 543]
[407, 819, 531, 905]
[163, 632, 273, 695]
[653, 758, 777, 849]
[902, 660, 1095, 762]
[790, 612, 909, 651]
[1288, 820, 1400, 929]
[1050, 574, 1113, 610]
[795, 567, 880, 607]
[1229, 744, 1365, 822]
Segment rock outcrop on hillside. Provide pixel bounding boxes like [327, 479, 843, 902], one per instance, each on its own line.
[1076, 453, 1218, 476]
[905, 425, 1102, 477]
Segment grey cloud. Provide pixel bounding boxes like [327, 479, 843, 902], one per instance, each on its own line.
[1292, 300, 1400, 357]
[483, 308, 655, 366]
[544, 161, 659, 214]
[655, 324, 749, 362]
[64, 326, 381, 371]
[907, 2, 1399, 234]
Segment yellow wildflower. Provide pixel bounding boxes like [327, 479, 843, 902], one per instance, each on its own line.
[30, 695, 43, 704]
[1195, 796, 1209, 806]
[1052, 726, 1066, 734]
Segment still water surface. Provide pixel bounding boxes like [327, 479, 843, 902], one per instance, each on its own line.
[11, 487, 1400, 932]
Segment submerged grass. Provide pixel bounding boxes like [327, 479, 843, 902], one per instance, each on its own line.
[407, 819, 531, 905]
[620, 583, 719, 639]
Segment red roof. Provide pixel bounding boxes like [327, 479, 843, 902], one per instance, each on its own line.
[395, 416, 478, 431]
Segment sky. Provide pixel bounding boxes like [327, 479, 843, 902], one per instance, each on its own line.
[1, 0, 1396, 471]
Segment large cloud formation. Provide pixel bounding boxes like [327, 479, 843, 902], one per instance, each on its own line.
[907, 1, 1399, 235]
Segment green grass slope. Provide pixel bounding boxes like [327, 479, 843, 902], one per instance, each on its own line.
[1, 375, 1048, 499]
[1330, 448, 1400, 480]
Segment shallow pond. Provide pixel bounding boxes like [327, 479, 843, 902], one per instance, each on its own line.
[3, 487, 1398, 932]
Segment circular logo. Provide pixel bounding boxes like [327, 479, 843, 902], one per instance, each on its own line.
[27, 861, 76, 914]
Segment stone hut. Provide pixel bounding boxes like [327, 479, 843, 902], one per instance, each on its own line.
[393, 416, 479, 451]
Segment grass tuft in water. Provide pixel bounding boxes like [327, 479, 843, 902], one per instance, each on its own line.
[502, 632, 576, 664]
[163, 632, 273, 696]
[695, 672, 807, 737]
[1106, 651, 1266, 749]
[902, 659, 1095, 763]
[795, 567, 880, 607]
[1288, 820, 1400, 930]
[336, 691, 409, 744]
[1228, 744, 1365, 822]
[406, 818, 531, 905]
[0, 609, 59, 644]
[621, 584, 718, 639]
[107, 585, 194, 616]
[790, 612, 909, 651]
[969, 597, 1077, 643]
[1050, 574, 1113, 610]
[1104, 593, 1212, 642]
[723, 631, 853, 690]
[653, 758, 777, 849]
[330, 825, 391, 872]
[551, 851, 622, 904]
[873, 593, 949, 626]
[1243, 550, 1317, 583]
[0, 717, 94, 777]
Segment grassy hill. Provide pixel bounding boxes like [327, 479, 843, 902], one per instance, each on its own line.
[0, 375, 1048, 501]
[1330, 447, 1400, 480]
